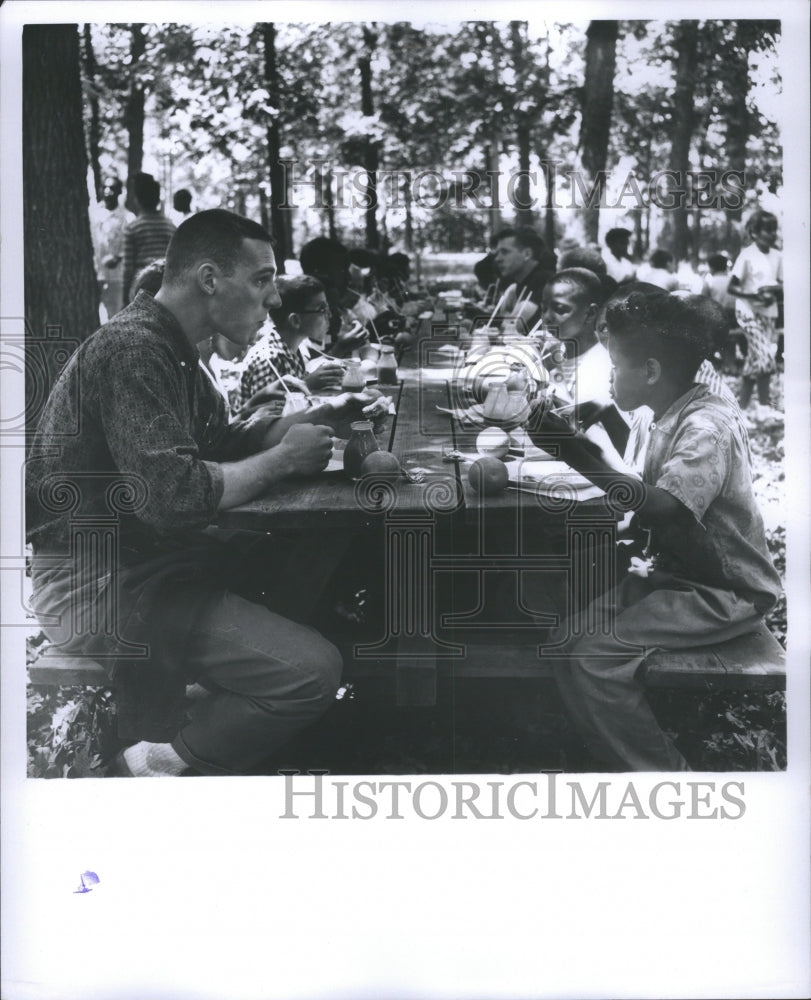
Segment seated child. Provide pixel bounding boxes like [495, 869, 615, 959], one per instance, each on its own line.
[239, 275, 345, 411]
[531, 291, 781, 771]
[541, 267, 631, 457]
[620, 291, 744, 476]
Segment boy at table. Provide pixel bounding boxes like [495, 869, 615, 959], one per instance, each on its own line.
[27, 210, 385, 777]
[239, 275, 345, 410]
[532, 291, 781, 770]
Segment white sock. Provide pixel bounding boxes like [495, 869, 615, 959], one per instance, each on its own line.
[123, 741, 187, 777]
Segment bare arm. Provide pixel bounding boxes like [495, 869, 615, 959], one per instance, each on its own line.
[529, 408, 689, 526]
[218, 423, 334, 510]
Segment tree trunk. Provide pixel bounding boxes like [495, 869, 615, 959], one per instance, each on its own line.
[509, 21, 534, 228]
[724, 31, 750, 224]
[485, 143, 501, 239]
[258, 185, 269, 231]
[359, 25, 379, 250]
[580, 20, 618, 244]
[124, 23, 146, 212]
[263, 22, 292, 268]
[540, 158, 556, 250]
[82, 24, 103, 201]
[668, 21, 699, 263]
[23, 22, 100, 419]
[403, 171, 413, 253]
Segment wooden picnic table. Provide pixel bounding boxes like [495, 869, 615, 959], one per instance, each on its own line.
[220, 328, 622, 706]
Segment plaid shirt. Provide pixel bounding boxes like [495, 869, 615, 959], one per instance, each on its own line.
[239, 328, 306, 406]
[27, 292, 271, 558]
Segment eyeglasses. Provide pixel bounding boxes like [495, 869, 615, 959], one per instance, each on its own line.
[298, 305, 331, 316]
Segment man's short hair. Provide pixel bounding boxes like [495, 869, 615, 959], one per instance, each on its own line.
[384, 252, 410, 282]
[650, 249, 673, 270]
[173, 188, 192, 213]
[605, 291, 711, 383]
[163, 209, 274, 285]
[605, 227, 632, 248]
[491, 226, 547, 261]
[268, 275, 326, 329]
[133, 172, 161, 211]
[299, 236, 350, 277]
[550, 267, 605, 306]
[558, 246, 607, 279]
[707, 253, 729, 273]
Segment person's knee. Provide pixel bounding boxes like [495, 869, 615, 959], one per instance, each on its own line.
[294, 630, 343, 700]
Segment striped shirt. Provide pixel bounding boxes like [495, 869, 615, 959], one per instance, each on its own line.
[122, 211, 176, 299]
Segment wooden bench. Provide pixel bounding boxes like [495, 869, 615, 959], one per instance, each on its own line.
[29, 626, 786, 698]
[348, 625, 786, 703]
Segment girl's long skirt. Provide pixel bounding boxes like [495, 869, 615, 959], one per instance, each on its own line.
[736, 308, 776, 378]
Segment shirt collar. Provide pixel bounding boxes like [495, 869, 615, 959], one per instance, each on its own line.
[652, 383, 708, 432]
[133, 291, 201, 367]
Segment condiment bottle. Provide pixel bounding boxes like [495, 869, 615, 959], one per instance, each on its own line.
[343, 421, 379, 479]
[376, 345, 399, 385]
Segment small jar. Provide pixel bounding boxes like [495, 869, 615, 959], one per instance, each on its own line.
[341, 359, 366, 391]
[343, 421, 379, 479]
[376, 345, 399, 385]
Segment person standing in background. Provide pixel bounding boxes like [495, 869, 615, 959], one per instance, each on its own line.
[170, 188, 194, 227]
[603, 228, 637, 285]
[728, 209, 783, 425]
[122, 172, 176, 302]
[90, 175, 133, 320]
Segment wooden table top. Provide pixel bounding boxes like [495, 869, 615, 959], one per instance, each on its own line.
[221, 333, 616, 529]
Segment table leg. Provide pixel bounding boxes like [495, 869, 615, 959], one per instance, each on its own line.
[355, 512, 463, 707]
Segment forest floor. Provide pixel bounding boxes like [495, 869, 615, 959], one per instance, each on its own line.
[26, 367, 789, 777]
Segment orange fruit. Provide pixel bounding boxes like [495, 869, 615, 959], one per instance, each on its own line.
[360, 451, 401, 479]
[468, 456, 509, 495]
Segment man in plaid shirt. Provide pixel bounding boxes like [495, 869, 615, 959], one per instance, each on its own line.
[28, 210, 384, 777]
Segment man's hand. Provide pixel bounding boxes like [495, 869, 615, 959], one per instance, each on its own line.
[335, 321, 369, 349]
[322, 390, 389, 438]
[275, 423, 334, 476]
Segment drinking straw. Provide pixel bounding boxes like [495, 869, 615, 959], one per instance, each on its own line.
[512, 287, 531, 312]
[262, 355, 297, 399]
[486, 287, 509, 326]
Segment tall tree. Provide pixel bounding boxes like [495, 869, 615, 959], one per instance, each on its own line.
[579, 20, 619, 243]
[358, 24, 380, 249]
[23, 24, 99, 395]
[123, 23, 146, 210]
[262, 22, 292, 265]
[668, 21, 699, 261]
[82, 24, 103, 200]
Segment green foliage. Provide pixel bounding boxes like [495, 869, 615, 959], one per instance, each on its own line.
[26, 635, 119, 779]
[652, 688, 786, 771]
[80, 18, 781, 256]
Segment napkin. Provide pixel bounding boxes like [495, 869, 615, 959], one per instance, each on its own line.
[504, 459, 605, 501]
